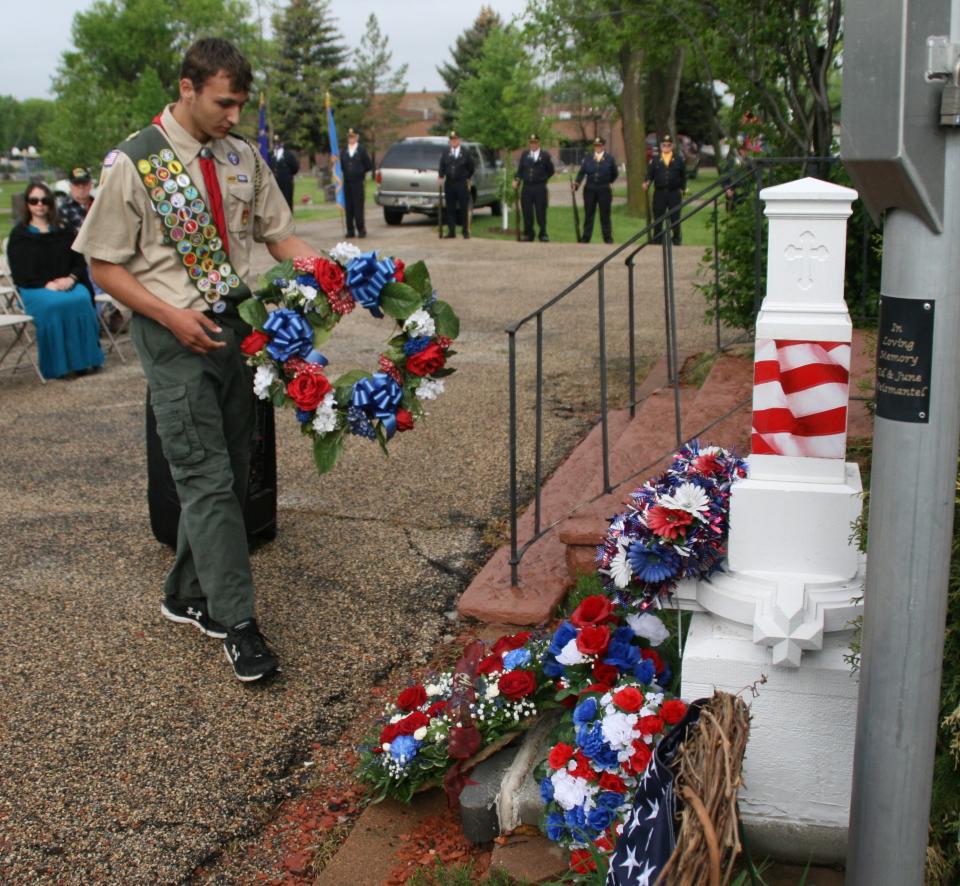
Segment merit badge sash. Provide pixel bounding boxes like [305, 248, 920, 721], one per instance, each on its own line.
[118, 125, 251, 315]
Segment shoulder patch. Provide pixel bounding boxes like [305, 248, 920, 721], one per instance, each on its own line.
[102, 149, 120, 168]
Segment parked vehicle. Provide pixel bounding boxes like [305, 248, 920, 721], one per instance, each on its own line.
[375, 137, 502, 225]
[645, 133, 700, 179]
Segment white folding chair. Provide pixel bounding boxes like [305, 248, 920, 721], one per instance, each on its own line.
[94, 292, 131, 363]
[0, 243, 44, 382]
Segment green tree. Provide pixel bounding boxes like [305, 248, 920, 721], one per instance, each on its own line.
[42, 0, 257, 172]
[0, 96, 55, 153]
[433, 7, 502, 135]
[342, 13, 408, 164]
[457, 27, 547, 152]
[269, 0, 347, 160]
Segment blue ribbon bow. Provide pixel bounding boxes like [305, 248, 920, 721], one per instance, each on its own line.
[351, 372, 403, 438]
[346, 252, 396, 318]
[263, 308, 314, 362]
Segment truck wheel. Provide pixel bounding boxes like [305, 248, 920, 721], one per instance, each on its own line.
[384, 208, 405, 226]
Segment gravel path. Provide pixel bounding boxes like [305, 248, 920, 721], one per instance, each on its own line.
[0, 211, 715, 884]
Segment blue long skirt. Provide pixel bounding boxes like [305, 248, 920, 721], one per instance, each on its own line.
[17, 283, 104, 379]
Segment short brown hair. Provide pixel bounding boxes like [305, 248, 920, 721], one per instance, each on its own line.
[180, 38, 253, 93]
[20, 181, 60, 228]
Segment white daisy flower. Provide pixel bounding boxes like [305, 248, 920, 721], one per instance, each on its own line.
[626, 612, 671, 647]
[311, 392, 338, 434]
[416, 378, 445, 400]
[658, 481, 710, 518]
[253, 364, 277, 400]
[330, 242, 362, 264]
[403, 309, 436, 338]
[608, 539, 633, 589]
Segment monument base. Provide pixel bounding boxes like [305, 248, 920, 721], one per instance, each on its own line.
[681, 611, 856, 864]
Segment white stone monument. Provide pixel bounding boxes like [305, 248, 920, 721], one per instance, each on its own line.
[681, 177, 864, 862]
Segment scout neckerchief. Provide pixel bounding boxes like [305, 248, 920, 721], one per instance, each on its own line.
[117, 120, 250, 315]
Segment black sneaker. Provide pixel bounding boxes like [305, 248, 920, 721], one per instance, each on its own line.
[160, 599, 227, 639]
[539, 234, 550, 243]
[223, 619, 279, 682]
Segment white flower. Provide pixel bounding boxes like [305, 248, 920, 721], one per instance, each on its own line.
[298, 283, 318, 301]
[601, 711, 639, 751]
[426, 684, 442, 697]
[311, 391, 338, 434]
[485, 683, 500, 700]
[551, 769, 592, 811]
[382, 742, 391, 752]
[413, 726, 428, 741]
[556, 638, 588, 667]
[403, 309, 436, 338]
[253, 364, 277, 400]
[330, 241, 361, 264]
[416, 378, 445, 401]
[608, 540, 633, 589]
[626, 612, 671, 647]
[658, 481, 710, 518]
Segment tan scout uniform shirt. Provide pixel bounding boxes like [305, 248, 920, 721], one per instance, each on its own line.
[74, 105, 294, 311]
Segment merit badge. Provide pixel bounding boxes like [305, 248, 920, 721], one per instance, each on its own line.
[190, 232, 204, 246]
[157, 201, 173, 215]
[208, 237, 222, 252]
[168, 159, 182, 174]
[137, 159, 152, 175]
[197, 212, 211, 226]
[149, 154, 162, 168]
[176, 173, 190, 188]
[163, 180, 178, 194]
[227, 151, 240, 165]
[197, 277, 212, 292]
[183, 252, 197, 266]
[190, 199, 205, 213]
[170, 192, 186, 209]
[216, 281, 230, 296]
[170, 227, 185, 241]
[184, 219, 199, 234]
[160, 148, 174, 162]
[156, 166, 170, 181]
[143, 174, 158, 188]
[176, 241, 191, 255]
[201, 257, 214, 273]
[211, 299, 227, 313]
[208, 270, 222, 284]
[185, 186, 199, 200]
[151, 188, 166, 203]
[219, 263, 232, 277]
[227, 274, 240, 288]
[188, 265, 204, 279]
[203, 225, 218, 240]
[212, 250, 226, 264]
[163, 213, 178, 228]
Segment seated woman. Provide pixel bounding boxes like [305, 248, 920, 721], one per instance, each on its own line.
[7, 182, 103, 379]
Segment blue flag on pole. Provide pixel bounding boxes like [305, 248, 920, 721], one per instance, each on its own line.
[326, 94, 346, 211]
[257, 94, 270, 164]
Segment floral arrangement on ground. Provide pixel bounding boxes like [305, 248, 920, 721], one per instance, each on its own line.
[597, 440, 747, 607]
[238, 241, 459, 475]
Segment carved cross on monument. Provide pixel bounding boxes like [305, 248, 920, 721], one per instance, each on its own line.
[784, 230, 829, 290]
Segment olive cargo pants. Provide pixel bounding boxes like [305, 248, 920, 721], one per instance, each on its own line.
[132, 313, 256, 629]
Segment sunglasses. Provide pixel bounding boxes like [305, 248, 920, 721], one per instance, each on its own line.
[27, 196, 52, 206]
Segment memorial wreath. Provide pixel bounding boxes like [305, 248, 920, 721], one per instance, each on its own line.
[238, 242, 459, 475]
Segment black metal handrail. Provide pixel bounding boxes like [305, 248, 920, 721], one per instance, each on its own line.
[505, 157, 877, 586]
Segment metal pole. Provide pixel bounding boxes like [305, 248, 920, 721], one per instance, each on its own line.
[664, 234, 682, 449]
[753, 163, 763, 313]
[598, 268, 612, 494]
[534, 313, 543, 536]
[713, 194, 721, 351]
[627, 260, 637, 418]
[661, 238, 675, 383]
[847, 173, 960, 881]
[508, 330, 519, 587]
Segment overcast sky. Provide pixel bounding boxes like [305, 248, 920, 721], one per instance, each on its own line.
[2, 0, 532, 101]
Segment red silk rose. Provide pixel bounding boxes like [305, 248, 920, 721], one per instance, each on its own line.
[396, 685, 427, 711]
[498, 669, 537, 700]
[660, 699, 688, 725]
[313, 257, 346, 296]
[575, 624, 610, 657]
[638, 714, 665, 736]
[286, 371, 331, 412]
[570, 849, 597, 874]
[395, 711, 430, 735]
[570, 594, 615, 628]
[570, 750, 599, 782]
[405, 342, 446, 377]
[477, 654, 503, 676]
[379, 722, 401, 744]
[491, 631, 532, 656]
[626, 741, 652, 775]
[612, 686, 644, 713]
[548, 742, 575, 770]
[641, 647, 665, 673]
[579, 683, 611, 696]
[426, 701, 447, 719]
[599, 771, 627, 793]
[393, 258, 405, 283]
[592, 663, 620, 686]
[395, 408, 414, 432]
[240, 329, 270, 355]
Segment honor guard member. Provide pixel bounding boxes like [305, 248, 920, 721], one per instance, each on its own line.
[74, 37, 321, 683]
[513, 133, 555, 242]
[438, 130, 475, 239]
[342, 128, 373, 238]
[269, 133, 299, 209]
[572, 136, 618, 244]
[642, 133, 687, 245]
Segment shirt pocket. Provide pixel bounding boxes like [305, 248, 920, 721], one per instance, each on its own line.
[226, 182, 255, 235]
[150, 384, 205, 467]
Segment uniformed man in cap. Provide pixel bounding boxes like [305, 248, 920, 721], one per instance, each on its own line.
[572, 136, 618, 244]
[342, 128, 373, 238]
[59, 166, 94, 235]
[643, 133, 687, 245]
[74, 37, 321, 683]
[438, 130, 475, 239]
[513, 133, 555, 242]
[269, 133, 299, 209]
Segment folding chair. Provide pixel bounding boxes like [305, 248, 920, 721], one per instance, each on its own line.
[0, 240, 44, 382]
[94, 292, 131, 363]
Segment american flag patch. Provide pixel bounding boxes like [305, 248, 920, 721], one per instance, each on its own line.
[102, 149, 119, 168]
[751, 339, 850, 458]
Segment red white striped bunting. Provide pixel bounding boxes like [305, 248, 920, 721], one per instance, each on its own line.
[751, 339, 850, 458]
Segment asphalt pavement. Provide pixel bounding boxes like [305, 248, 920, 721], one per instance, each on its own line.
[0, 208, 715, 884]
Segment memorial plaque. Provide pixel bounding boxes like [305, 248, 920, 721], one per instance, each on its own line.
[875, 296, 934, 423]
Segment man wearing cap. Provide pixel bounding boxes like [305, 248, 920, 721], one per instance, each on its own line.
[572, 136, 619, 244]
[269, 134, 299, 209]
[513, 134, 555, 242]
[438, 130, 475, 239]
[341, 128, 373, 238]
[74, 37, 321, 683]
[58, 166, 97, 303]
[643, 133, 687, 245]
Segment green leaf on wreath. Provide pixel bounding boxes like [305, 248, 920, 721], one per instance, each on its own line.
[270, 388, 287, 408]
[335, 383, 357, 405]
[238, 298, 268, 330]
[431, 300, 460, 339]
[312, 324, 333, 348]
[332, 369, 372, 388]
[431, 367, 456, 378]
[375, 423, 390, 457]
[313, 430, 344, 475]
[380, 282, 422, 320]
[403, 261, 431, 297]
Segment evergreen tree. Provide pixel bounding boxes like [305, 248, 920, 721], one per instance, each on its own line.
[433, 7, 502, 135]
[269, 0, 347, 160]
[342, 14, 408, 164]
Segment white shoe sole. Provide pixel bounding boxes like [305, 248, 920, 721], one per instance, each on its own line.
[223, 646, 278, 682]
[159, 602, 227, 639]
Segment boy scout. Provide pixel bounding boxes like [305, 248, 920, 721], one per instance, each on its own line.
[75, 38, 320, 682]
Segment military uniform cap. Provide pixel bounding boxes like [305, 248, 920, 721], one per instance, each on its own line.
[449, 130, 460, 139]
[528, 133, 540, 141]
[593, 136, 605, 146]
[661, 133, 674, 144]
[347, 128, 358, 137]
[70, 166, 92, 183]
